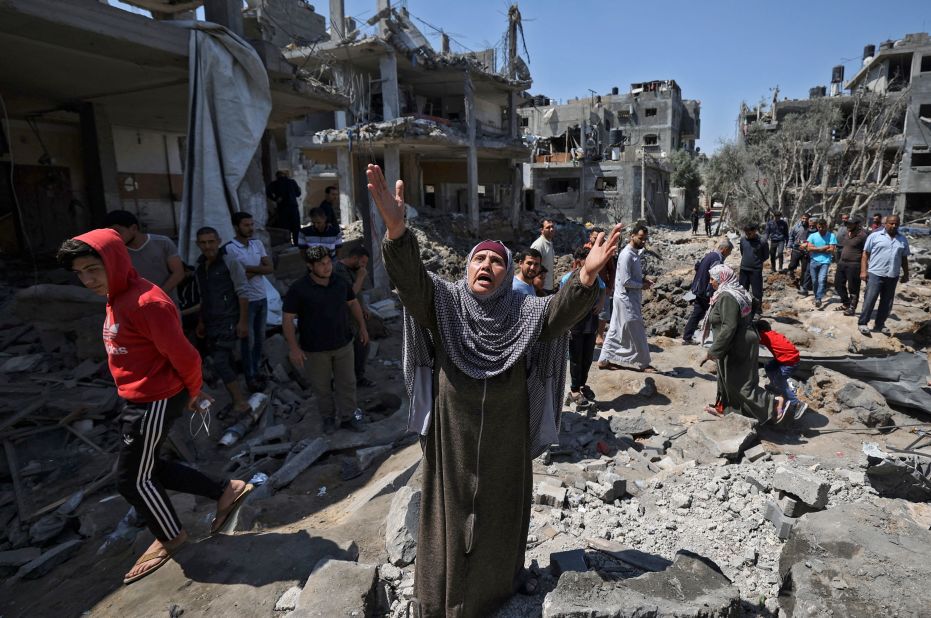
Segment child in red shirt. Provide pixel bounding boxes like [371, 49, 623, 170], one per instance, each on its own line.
[755, 320, 806, 416]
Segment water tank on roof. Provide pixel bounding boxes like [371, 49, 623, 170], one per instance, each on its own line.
[863, 44, 876, 60]
[611, 86, 619, 95]
[544, 98, 550, 106]
[809, 86, 827, 99]
[832, 65, 845, 84]
[533, 95, 546, 106]
[608, 129, 624, 146]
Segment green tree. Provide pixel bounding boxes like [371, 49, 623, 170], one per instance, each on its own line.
[669, 149, 702, 215]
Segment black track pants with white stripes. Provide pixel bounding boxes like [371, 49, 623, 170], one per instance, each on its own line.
[116, 389, 228, 542]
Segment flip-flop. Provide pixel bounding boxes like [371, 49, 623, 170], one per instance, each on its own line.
[598, 361, 621, 371]
[775, 400, 791, 424]
[793, 402, 809, 421]
[211, 483, 254, 535]
[123, 548, 173, 585]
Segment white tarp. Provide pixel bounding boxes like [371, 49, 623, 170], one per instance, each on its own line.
[178, 22, 272, 263]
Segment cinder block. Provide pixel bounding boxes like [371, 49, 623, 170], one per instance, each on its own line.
[773, 467, 830, 509]
[764, 500, 797, 540]
[535, 483, 567, 508]
[744, 444, 769, 462]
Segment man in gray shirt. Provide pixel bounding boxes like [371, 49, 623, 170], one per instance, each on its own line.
[530, 218, 556, 290]
[858, 215, 910, 336]
[105, 210, 184, 304]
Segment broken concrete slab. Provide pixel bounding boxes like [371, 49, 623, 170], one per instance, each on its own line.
[773, 466, 829, 509]
[357, 444, 393, 472]
[0, 547, 41, 568]
[743, 444, 769, 462]
[292, 559, 377, 616]
[686, 414, 757, 459]
[549, 549, 587, 577]
[778, 499, 931, 617]
[251, 438, 328, 499]
[862, 442, 931, 502]
[326, 405, 408, 452]
[13, 539, 82, 580]
[543, 551, 740, 618]
[608, 411, 654, 437]
[385, 486, 420, 567]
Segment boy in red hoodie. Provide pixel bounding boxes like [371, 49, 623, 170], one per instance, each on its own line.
[755, 320, 807, 418]
[57, 229, 252, 584]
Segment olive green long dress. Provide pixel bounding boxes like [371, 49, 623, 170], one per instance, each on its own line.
[383, 231, 598, 618]
[706, 294, 775, 421]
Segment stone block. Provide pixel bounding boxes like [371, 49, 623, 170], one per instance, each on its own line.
[764, 500, 797, 540]
[385, 486, 421, 567]
[773, 467, 830, 509]
[294, 559, 377, 615]
[686, 414, 758, 459]
[549, 549, 587, 577]
[543, 551, 739, 618]
[536, 483, 568, 508]
[275, 586, 302, 612]
[743, 444, 769, 462]
[608, 412, 654, 437]
[14, 540, 82, 580]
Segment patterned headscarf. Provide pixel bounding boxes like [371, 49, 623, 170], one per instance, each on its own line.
[700, 263, 754, 342]
[402, 239, 569, 457]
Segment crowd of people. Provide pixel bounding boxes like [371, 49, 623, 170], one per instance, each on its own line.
[53, 164, 914, 614]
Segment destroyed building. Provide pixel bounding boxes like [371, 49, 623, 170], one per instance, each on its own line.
[281, 1, 531, 287]
[0, 0, 346, 256]
[736, 32, 931, 223]
[517, 80, 701, 225]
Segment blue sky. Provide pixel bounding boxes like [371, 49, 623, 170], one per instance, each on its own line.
[114, 0, 930, 152]
[340, 0, 930, 152]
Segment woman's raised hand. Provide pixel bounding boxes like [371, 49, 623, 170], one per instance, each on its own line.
[366, 164, 406, 240]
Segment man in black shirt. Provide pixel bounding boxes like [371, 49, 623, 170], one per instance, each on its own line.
[763, 212, 789, 272]
[682, 238, 733, 343]
[282, 245, 369, 433]
[834, 218, 867, 316]
[738, 223, 768, 315]
[333, 246, 375, 388]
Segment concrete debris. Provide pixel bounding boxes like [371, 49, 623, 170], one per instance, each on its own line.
[385, 486, 421, 567]
[686, 414, 757, 459]
[778, 499, 931, 617]
[274, 586, 302, 612]
[742, 444, 769, 463]
[535, 482, 568, 508]
[12, 539, 83, 581]
[28, 514, 68, 545]
[542, 551, 740, 618]
[772, 466, 830, 509]
[548, 549, 587, 577]
[291, 559, 377, 617]
[608, 411, 654, 438]
[763, 500, 797, 540]
[0, 547, 41, 568]
[863, 442, 931, 502]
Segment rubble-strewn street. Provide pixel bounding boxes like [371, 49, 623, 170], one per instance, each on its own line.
[1, 219, 929, 617]
[3, 0, 931, 616]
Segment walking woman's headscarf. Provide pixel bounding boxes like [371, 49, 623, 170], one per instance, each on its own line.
[700, 263, 755, 343]
[402, 239, 569, 458]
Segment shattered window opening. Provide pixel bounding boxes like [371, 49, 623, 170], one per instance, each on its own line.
[911, 150, 931, 167]
[922, 55, 931, 73]
[645, 108, 657, 117]
[643, 134, 659, 146]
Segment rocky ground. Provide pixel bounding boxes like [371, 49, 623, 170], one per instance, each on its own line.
[1, 219, 930, 617]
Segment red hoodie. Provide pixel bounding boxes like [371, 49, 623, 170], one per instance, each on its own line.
[758, 329, 800, 365]
[75, 229, 202, 403]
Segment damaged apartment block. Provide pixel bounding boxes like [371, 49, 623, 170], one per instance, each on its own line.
[281, 1, 532, 288]
[517, 80, 700, 225]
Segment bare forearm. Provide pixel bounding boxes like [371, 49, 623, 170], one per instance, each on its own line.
[238, 297, 249, 326]
[349, 300, 366, 331]
[282, 314, 300, 351]
[163, 272, 185, 293]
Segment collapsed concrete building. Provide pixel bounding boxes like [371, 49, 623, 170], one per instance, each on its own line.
[736, 32, 931, 222]
[517, 81, 701, 225]
[280, 1, 531, 286]
[0, 0, 346, 256]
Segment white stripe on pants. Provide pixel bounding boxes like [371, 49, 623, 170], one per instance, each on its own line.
[137, 398, 181, 540]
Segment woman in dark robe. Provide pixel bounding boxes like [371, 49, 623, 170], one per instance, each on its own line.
[367, 164, 620, 617]
[700, 264, 803, 423]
